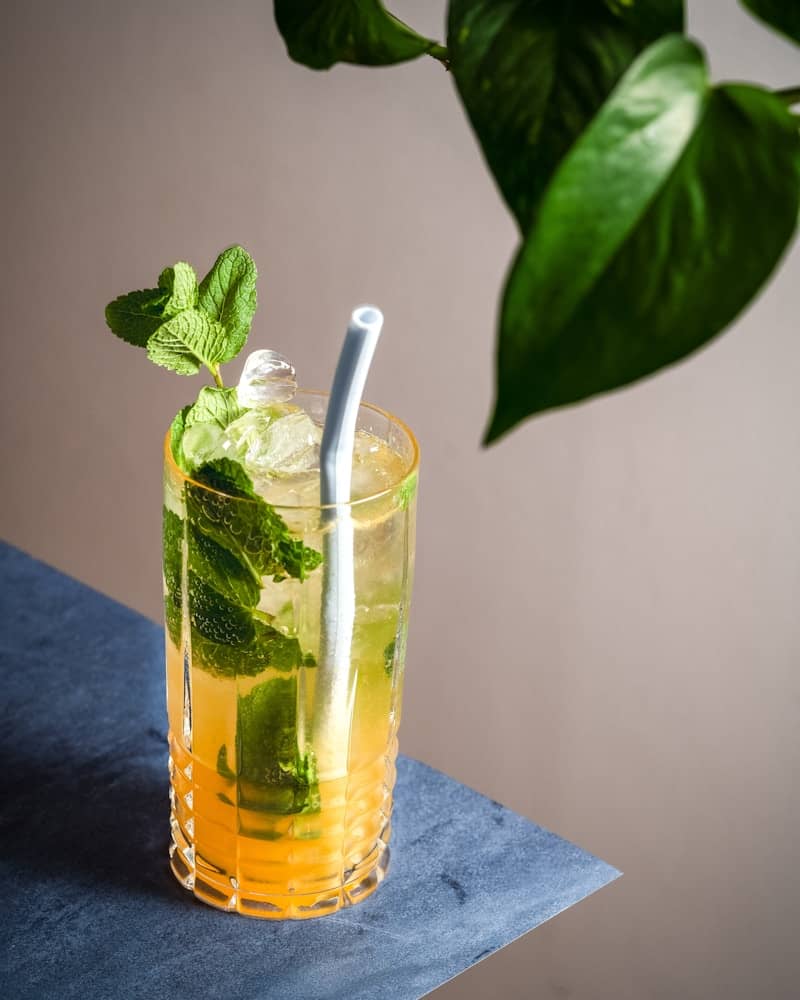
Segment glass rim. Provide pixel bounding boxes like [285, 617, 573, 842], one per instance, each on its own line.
[163, 390, 419, 511]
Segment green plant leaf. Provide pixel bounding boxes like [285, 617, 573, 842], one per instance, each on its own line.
[487, 34, 800, 442]
[188, 572, 256, 647]
[274, 0, 443, 70]
[193, 621, 308, 677]
[198, 246, 257, 363]
[158, 261, 199, 316]
[169, 404, 192, 472]
[185, 386, 244, 431]
[448, 0, 684, 231]
[188, 459, 323, 581]
[146, 309, 227, 376]
[741, 0, 800, 45]
[187, 522, 262, 608]
[217, 676, 320, 814]
[162, 507, 184, 646]
[105, 287, 167, 347]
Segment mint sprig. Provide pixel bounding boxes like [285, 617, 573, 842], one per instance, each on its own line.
[198, 246, 258, 364]
[117, 245, 324, 822]
[104, 244, 257, 385]
[184, 386, 244, 431]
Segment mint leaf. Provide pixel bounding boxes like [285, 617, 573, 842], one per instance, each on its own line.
[162, 507, 184, 646]
[188, 459, 323, 581]
[168, 404, 192, 472]
[146, 309, 227, 376]
[383, 638, 395, 677]
[191, 456, 253, 496]
[158, 261, 199, 316]
[216, 676, 320, 814]
[188, 572, 256, 646]
[198, 246, 257, 364]
[105, 287, 167, 347]
[185, 386, 243, 431]
[191, 619, 307, 677]
[187, 522, 261, 608]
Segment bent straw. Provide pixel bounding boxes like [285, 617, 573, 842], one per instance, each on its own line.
[314, 305, 384, 779]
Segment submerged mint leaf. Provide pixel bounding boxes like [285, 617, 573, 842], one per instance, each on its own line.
[187, 522, 261, 608]
[191, 619, 307, 677]
[185, 386, 244, 432]
[216, 675, 320, 814]
[198, 246, 257, 364]
[158, 261, 199, 316]
[162, 507, 184, 646]
[146, 309, 227, 376]
[383, 638, 395, 677]
[105, 287, 167, 348]
[192, 457, 254, 497]
[189, 458, 323, 581]
[188, 571, 256, 647]
[216, 744, 236, 780]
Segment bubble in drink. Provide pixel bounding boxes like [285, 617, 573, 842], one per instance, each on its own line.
[237, 349, 297, 407]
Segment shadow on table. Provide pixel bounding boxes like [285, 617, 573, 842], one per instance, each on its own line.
[0, 725, 186, 903]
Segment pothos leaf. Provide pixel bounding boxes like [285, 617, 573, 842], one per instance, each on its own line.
[274, 0, 444, 70]
[448, 0, 684, 231]
[487, 35, 800, 441]
[741, 0, 800, 46]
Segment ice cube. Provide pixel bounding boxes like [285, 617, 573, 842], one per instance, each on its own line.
[219, 409, 321, 481]
[237, 349, 297, 408]
[257, 412, 321, 477]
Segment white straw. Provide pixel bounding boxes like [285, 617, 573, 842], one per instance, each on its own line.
[314, 305, 384, 779]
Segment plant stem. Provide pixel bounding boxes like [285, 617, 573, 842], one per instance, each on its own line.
[210, 364, 224, 389]
[775, 85, 800, 106]
[428, 43, 450, 69]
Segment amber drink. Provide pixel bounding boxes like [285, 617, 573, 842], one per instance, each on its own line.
[163, 390, 417, 918]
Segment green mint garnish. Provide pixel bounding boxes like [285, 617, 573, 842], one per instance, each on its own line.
[184, 386, 244, 432]
[216, 676, 320, 815]
[168, 405, 191, 472]
[158, 261, 199, 316]
[188, 572, 256, 647]
[192, 620, 309, 678]
[189, 459, 322, 583]
[113, 246, 324, 822]
[146, 309, 228, 377]
[105, 287, 169, 348]
[187, 522, 261, 609]
[197, 246, 258, 365]
[162, 508, 184, 647]
[104, 244, 257, 385]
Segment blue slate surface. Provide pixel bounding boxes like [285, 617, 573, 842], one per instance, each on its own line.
[1, 542, 620, 999]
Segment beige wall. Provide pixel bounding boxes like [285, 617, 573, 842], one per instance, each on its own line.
[2, 1, 799, 996]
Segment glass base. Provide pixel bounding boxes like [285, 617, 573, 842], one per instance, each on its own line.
[169, 824, 391, 920]
[167, 738, 395, 920]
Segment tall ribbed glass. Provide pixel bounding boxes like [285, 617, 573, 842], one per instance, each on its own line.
[162, 392, 418, 918]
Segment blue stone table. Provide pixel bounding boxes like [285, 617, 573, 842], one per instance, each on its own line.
[1, 542, 620, 999]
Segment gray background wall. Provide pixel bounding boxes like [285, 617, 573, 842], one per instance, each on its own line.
[2, 1, 798, 996]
